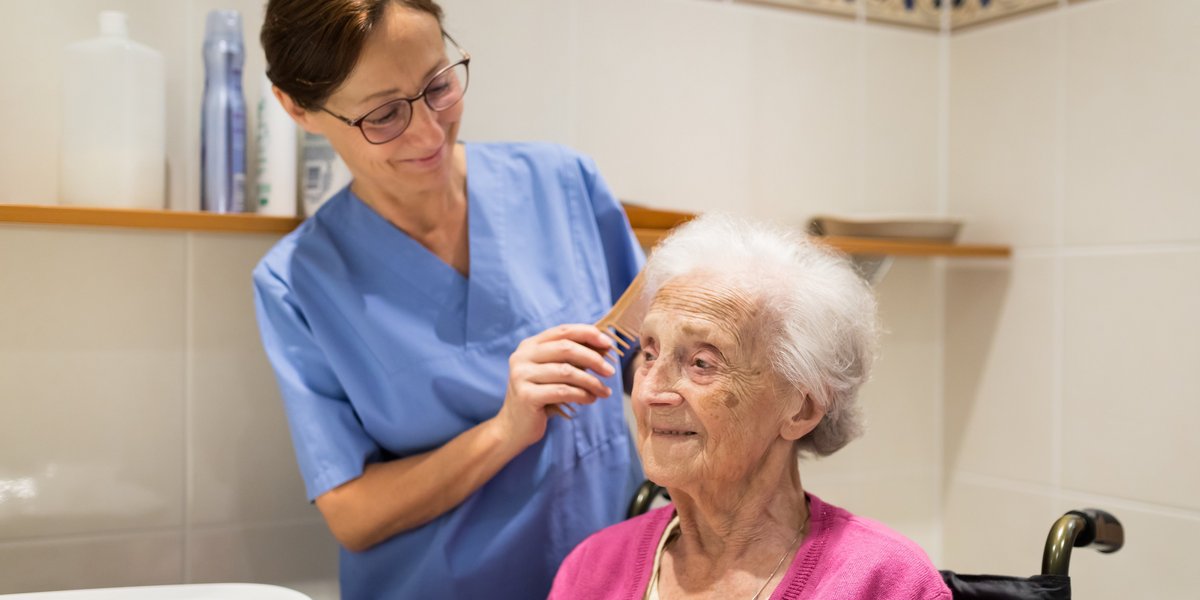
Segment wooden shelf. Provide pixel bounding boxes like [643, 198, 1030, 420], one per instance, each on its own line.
[623, 204, 1010, 258]
[0, 204, 302, 234]
[0, 202, 1012, 259]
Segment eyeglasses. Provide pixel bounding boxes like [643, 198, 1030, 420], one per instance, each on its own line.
[320, 36, 470, 145]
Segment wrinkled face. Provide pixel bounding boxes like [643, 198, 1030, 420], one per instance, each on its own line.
[632, 272, 789, 489]
[316, 4, 463, 191]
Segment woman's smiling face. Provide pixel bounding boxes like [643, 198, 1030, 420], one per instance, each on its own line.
[632, 272, 789, 489]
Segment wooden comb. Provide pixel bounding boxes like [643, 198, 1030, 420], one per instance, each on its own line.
[547, 269, 649, 419]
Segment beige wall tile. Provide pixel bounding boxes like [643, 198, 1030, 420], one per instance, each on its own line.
[863, 26, 939, 215]
[1063, 0, 1200, 245]
[187, 233, 314, 526]
[944, 259, 1055, 485]
[949, 11, 1059, 247]
[1057, 497, 1200, 599]
[748, 12, 862, 224]
[834, 260, 940, 472]
[437, 0, 574, 144]
[1061, 252, 1200, 510]
[941, 479, 1057, 576]
[0, 532, 182, 594]
[802, 469, 942, 561]
[187, 520, 338, 585]
[0, 227, 186, 539]
[575, 0, 755, 214]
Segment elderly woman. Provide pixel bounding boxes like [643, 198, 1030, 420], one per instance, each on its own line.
[253, 1, 643, 598]
[550, 214, 950, 599]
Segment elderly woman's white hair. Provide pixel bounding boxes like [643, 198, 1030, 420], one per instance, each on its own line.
[642, 212, 880, 457]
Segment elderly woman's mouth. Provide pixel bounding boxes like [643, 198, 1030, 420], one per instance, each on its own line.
[652, 428, 698, 437]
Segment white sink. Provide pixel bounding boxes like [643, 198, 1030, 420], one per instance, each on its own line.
[0, 584, 313, 600]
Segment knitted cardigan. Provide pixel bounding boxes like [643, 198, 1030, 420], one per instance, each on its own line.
[549, 493, 952, 600]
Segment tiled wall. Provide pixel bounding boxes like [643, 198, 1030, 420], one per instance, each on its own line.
[0, 226, 338, 596]
[945, 0, 1200, 596]
[2, 0, 942, 595]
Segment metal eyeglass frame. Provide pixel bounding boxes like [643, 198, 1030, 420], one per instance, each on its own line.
[319, 33, 470, 145]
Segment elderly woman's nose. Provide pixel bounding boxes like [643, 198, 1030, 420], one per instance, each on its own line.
[639, 361, 684, 406]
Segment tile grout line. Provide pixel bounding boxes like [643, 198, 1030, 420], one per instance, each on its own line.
[953, 470, 1200, 522]
[183, 232, 195, 582]
[565, 0, 580, 148]
[856, 0, 866, 212]
[1051, 0, 1067, 503]
[933, 0, 953, 565]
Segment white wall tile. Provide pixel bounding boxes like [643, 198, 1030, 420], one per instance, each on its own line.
[438, 0, 575, 144]
[1061, 251, 1200, 510]
[187, 521, 338, 585]
[748, 10, 862, 225]
[575, 0, 756, 213]
[1063, 0, 1200, 245]
[949, 11, 1059, 247]
[0, 227, 186, 540]
[941, 479, 1057, 577]
[187, 233, 313, 526]
[944, 258, 1055, 485]
[0, 532, 183, 594]
[833, 260, 940, 473]
[863, 26, 939, 216]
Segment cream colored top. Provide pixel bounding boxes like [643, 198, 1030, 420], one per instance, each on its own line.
[644, 514, 681, 600]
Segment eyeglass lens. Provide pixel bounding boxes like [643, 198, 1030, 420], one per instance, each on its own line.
[359, 62, 468, 144]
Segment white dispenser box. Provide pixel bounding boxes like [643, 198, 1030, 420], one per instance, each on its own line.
[60, 11, 166, 209]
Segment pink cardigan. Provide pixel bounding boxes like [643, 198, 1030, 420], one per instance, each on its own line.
[549, 493, 951, 600]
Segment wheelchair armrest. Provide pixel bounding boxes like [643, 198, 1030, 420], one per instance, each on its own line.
[1041, 508, 1124, 576]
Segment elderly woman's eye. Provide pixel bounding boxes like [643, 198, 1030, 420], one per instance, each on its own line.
[693, 358, 713, 370]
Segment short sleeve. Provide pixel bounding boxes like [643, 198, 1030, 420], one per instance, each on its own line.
[252, 259, 381, 501]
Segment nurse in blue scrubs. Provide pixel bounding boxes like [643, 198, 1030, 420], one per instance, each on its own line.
[254, 1, 644, 598]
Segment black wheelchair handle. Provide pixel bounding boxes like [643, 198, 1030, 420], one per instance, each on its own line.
[1041, 508, 1125, 576]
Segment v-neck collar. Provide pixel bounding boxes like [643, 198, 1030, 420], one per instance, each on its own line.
[341, 142, 517, 346]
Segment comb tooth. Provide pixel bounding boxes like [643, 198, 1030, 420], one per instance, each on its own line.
[547, 404, 573, 419]
[611, 332, 631, 350]
[611, 323, 636, 341]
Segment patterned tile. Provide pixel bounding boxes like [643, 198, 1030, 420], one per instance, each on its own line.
[735, 0, 1073, 31]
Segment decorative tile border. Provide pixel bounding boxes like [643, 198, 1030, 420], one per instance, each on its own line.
[740, 0, 858, 20]
[949, 0, 1059, 29]
[733, 0, 1071, 31]
[866, 0, 941, 29]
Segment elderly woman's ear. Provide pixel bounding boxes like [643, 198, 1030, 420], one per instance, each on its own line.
[780, 391, 826, 442]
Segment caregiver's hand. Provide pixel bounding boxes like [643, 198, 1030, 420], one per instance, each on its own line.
[495, 324, 616, 448]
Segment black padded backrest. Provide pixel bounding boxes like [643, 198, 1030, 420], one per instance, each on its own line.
[939, 572, 1070, 600]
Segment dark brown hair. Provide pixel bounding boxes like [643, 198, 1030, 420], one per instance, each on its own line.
[261, 0, 445, 111]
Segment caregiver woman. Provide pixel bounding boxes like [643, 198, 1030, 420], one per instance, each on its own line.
[252, 1, 644, 598]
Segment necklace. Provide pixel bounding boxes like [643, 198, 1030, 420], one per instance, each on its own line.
[748, 530, 806, 600]
[747, 511, 810, 600]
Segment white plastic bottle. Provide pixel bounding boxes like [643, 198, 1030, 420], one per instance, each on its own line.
[301, 132, 353, 218]
[255, 75, 298, 216]
[60, 11, 166, 209]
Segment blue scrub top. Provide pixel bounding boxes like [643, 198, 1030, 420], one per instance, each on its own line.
[253, 142, 645, 599]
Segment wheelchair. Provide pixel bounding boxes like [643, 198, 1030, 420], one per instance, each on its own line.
[627, 481, 1124, 600]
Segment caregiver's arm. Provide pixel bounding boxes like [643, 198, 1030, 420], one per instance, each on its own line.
[315, 324, 615, 553]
